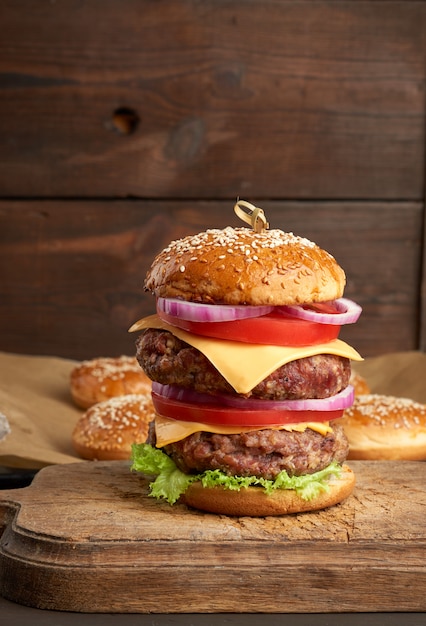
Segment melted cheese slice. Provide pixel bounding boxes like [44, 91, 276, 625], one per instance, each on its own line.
[155, 413, 333, 447]
[130, 314, 363, 394]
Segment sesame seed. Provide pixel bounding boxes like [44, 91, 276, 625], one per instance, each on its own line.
[155, 227, 317, 262]
[345, 394, 426, 429]
[73, 356, 146, 383]
[74, 393, 155, 453]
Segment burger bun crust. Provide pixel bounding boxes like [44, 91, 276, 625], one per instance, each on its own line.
[343, 394, 426, 460]
[72, 393, 155, 461]
[180, 464, 355, 516]
[70, 355, 152, 409]
[145, 227, 345, 306]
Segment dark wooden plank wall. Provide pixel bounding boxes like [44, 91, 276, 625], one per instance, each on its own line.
[1, 1, 426, 360]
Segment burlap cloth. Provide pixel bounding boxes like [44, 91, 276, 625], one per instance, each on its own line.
[0, 350, 425, 469]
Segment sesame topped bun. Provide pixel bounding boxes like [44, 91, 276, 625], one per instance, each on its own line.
[72, 393, 155, 461]
[343, 394, 426, 460]
[145, 227, 346, 306]
[70, 355, 152, 409]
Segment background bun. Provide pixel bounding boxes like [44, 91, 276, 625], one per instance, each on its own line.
[145, 227, 346, 306]
[349, 370, 371, 396]
[343, 394, 426, 460]
[181, 465, 355, 516]
[70, 355, 152, 409]
[72, 393, 155, 461]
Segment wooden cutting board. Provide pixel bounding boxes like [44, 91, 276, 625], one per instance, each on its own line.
[0, 460, 425, 613]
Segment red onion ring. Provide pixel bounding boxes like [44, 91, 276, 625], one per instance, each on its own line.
[279, 298, 362, 325]
[152, 382, 355, 412]
[156, 297, 273, 322]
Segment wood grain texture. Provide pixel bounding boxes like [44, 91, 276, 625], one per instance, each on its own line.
[0, 199, 422, 359]
[0, 460, 425, 613]
[1, 1, 426, 355]
[0, 1, 425, 198]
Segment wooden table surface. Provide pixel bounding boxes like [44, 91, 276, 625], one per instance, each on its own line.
[1, 460, 425, 614]
[1, 595, 425, 626]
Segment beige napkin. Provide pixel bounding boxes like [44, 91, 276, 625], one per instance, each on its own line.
[0, 352, 82, 468]
[353, 350, 426, 403]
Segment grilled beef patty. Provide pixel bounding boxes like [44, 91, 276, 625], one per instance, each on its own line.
[136, 328, 351, 401]
[161, 421, 348, 479]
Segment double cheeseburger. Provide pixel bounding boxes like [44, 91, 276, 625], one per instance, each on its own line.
[130, 202, 362, 516]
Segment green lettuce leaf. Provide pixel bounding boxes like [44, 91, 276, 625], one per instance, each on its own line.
[131, 443, 342, 505]
[131, 443, 197, 504]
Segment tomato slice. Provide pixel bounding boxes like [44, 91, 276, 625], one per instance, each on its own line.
[157, 310, 340, 346]
[151, 391, 343, 427]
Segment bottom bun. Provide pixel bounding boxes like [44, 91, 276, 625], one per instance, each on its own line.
[180, 464, 355, 517]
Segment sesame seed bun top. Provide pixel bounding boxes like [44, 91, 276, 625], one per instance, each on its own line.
[145, 227, 346, 306]
[70, 355, 152, 410]
[343, 394, 426, 460]
[72, 393, 155, 461]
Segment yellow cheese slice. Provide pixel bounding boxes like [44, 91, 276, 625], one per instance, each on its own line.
[130, 314, 363, 394]
[154, 413, 333, 447]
